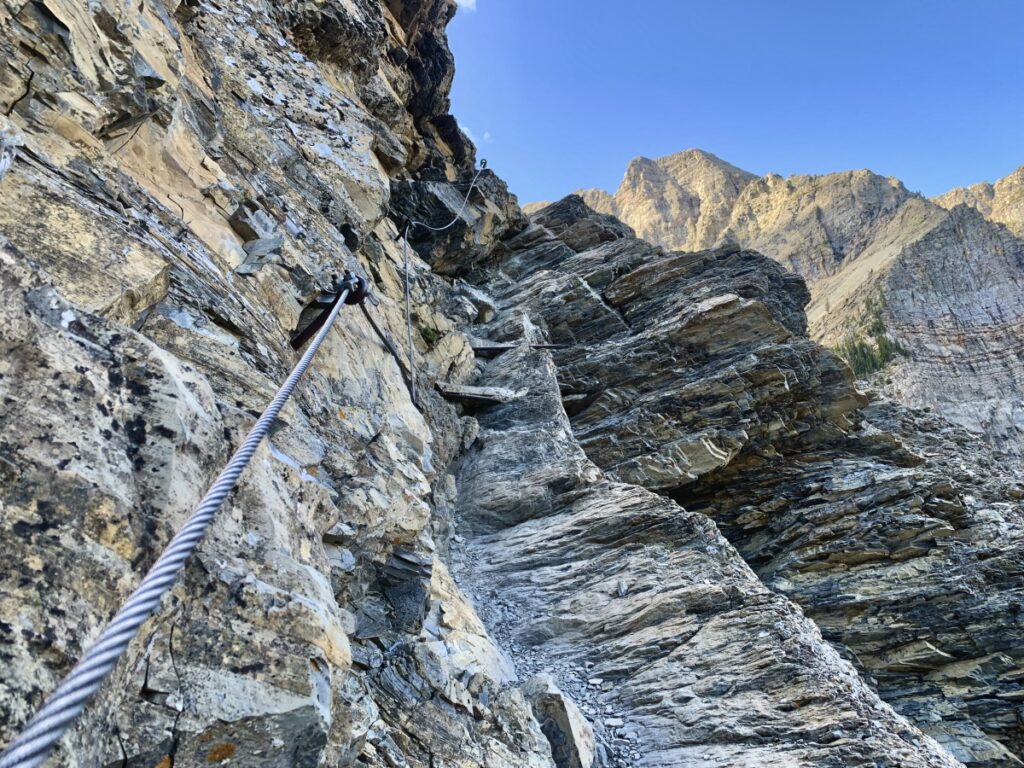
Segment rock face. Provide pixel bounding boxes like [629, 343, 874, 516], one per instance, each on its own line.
[935, 165, 1024, 237]
[467, 197, 1024, 766]
[552, 151, 1024, 453]
[809, 202, 1024, 449]
[574, 150, 757, 258]
[452, 348, 962, 768]
[1, 3, 1023, 768]
[563, 150, 913, 282]
[0, 1, 554, 766]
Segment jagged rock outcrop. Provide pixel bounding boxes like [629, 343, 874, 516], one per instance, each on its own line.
[450, 346, 961, 768]
[544, 151, 1024, 453]
[809, 202, 1024, 448]
[935, 166, 1024, 237]
[573, 150, 756, 258]
[468, 196, 1024, 766]
[2, 3, 1023, 768]
[0, 1, 554, 766]
[551, 150, 914, 283]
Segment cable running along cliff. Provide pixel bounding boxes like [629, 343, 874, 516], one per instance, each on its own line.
[0, 274, 370, 768]
[401, 159, 486, 405]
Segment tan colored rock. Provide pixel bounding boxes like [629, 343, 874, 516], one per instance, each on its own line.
[0, 1, 552, 766]
[2, 2, 1022, 767]
[523, 674, 595, 768]
[577, 149, 756, 254]
[547, 151, 1024, 452]
[557, 150, 915, 282]
[935, 165, 1024, 236]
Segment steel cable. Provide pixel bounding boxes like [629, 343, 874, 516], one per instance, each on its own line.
[0, 288, 352, 768]
[401, 161, 486, 405]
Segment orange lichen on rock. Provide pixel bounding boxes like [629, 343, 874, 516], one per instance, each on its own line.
[206, 743, 237, 762]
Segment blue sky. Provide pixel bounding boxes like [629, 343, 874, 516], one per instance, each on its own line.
[448, 1, 1024, 203]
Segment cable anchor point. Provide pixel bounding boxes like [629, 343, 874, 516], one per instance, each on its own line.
[340, 270, 370, 305]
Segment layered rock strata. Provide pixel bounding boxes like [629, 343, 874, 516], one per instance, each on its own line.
[1, 2, 1022, 768]
[935, 166, 1024, 237]
[543, 151, 1024, 452]
[449, 345, 963, 767]
[0, 1, 555, 765]
[468, 196, 1024, 766]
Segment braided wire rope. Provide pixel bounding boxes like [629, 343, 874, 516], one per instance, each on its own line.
[0, 288, 352, 768]
[401, 160, 486, 405]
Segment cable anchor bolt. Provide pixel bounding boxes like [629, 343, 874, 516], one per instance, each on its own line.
[340, 270, 370, 305]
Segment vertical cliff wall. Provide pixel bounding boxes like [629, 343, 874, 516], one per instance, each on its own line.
[1, 4, 1022, 768]
[0, 1, 554, 765]
[935, 166, 1024, 237]
[469, 197, 1024, 767]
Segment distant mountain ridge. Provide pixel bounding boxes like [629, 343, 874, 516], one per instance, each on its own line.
[933, 165, 1024, 236]
[528, 151, 1024, 452]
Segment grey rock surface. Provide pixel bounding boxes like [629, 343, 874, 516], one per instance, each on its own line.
[472, 197, 1024, 766]
[544, 150, 1024, 454]
[449, 344, 962, 767]
[523, 674, 596, 768]
[0, 1, 553, 766]
[935, 165, 1024, 237]
[0, 2, 1021, 768]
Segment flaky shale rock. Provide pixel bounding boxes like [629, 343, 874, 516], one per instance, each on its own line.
[449, 345, 961, 767]
[465, 196, 1023, 766]
[935, 165, 1024, 237]
[554, 150, 1024, 454]
[1, 2, 1021, 767]
[523, 675, 596, 768]
[0, 1, 554, 766]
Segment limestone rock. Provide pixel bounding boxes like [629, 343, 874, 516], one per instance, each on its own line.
[577, 149, 756, 255]
[935, 165, 1024, 237]
[523, 675, 596, 768]
[549, 151, 1024, 453]
[0, 1, 550, 766]
[475, 198, 1024, 766]
[809, 202, 1024, 449]
[449, 346, 961, 768]
[560, 150, 916, 280]
[2, 2, 1023, 768]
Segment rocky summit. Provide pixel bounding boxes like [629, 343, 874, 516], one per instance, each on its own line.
[546, 151, 1024, 455]
[0, 3, 1023, 768]
[935, 166, 1024, 238]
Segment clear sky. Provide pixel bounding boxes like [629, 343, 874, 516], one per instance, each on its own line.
[447, 0, 1024, 204]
